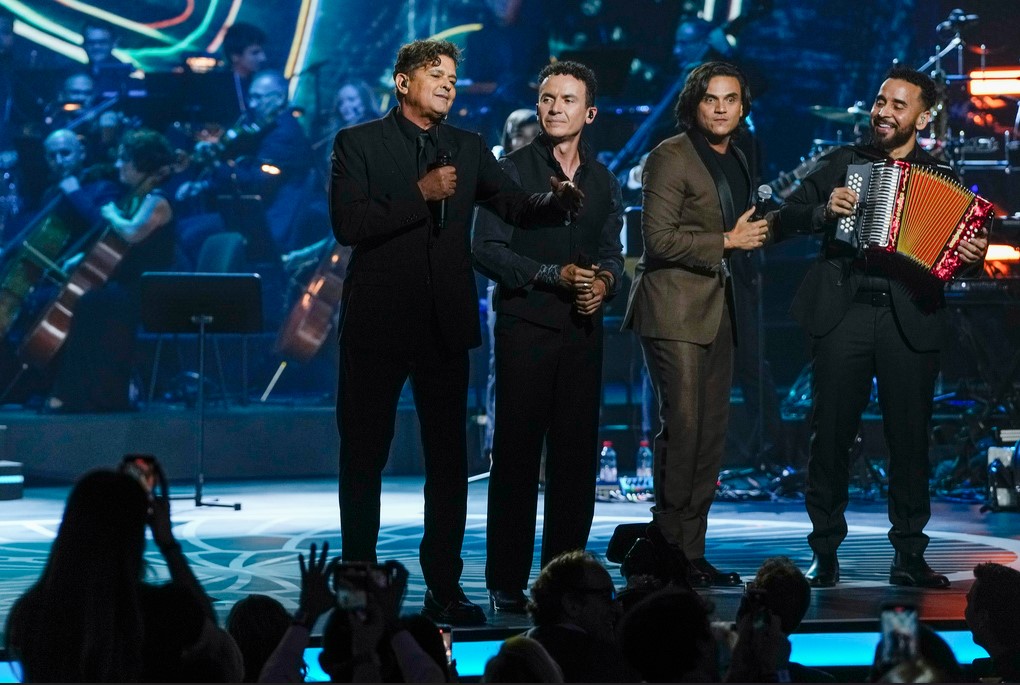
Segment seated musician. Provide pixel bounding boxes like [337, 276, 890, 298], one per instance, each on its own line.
[177, 70, 324, 262]
[776, 67, 989, 589]
[46, 129, 175, 412]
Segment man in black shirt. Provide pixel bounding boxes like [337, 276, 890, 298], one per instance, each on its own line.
[473, 60, 623, 613]
[778, 67, 988, 588]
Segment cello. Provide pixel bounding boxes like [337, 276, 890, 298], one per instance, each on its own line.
[274, 240, 350, 363]
[17, 179, 166, 370]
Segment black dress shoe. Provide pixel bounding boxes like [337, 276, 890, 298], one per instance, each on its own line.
[488, 589, 529, 614]
[889, 552, 950, 589]
[688, 557, 742, 587]
[806, 553, 839, 587]
[422, 588, 487, 626]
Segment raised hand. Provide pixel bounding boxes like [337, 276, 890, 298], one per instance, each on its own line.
[550, 176, 584, 214]
[297, 541, 337, 627]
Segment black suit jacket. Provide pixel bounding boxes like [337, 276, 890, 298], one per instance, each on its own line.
[329, 108, 564, 354]
[777, 144, 957, 352]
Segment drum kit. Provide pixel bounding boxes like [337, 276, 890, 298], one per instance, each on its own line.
[803, 8, 1020, 188]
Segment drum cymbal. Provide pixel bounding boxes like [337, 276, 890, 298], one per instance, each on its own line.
[808, 104, 871, 125]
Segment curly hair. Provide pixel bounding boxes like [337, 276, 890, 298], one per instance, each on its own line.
[884, 66, 937, 111]
[392, 39, 461, 82]
[528, 550, 607, 626]
[751, 556, 811, 635]
[119, 129, 174, 176]
[674, 61, 751, 132]
[538, 60, 598, 108]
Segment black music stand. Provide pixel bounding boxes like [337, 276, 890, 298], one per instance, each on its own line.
[141, 273, 263, 509]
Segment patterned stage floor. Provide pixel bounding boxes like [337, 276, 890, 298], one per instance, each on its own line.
[2, 476, 1018, 640]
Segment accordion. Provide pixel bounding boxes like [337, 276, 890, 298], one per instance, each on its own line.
[834, 160, 993, 281]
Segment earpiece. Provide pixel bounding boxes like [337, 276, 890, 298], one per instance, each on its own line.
[587, 111, 595, 121]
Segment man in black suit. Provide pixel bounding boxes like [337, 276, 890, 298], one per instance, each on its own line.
[329, 38, 581, 626]
[778, 67, 988, 588]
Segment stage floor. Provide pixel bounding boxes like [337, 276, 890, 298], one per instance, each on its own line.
[2, 476, 1017, 644]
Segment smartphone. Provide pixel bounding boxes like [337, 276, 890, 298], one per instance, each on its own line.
[438, 624, 453, 665]
[120, 454, 167, 499]
[333, 562, 391, 611]
[743, 585, 770, 631]
[880, 603, 918, 667]
[335, 586, 368, 611]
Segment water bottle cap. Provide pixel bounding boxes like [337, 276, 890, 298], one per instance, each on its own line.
[602, 440, 613, 447]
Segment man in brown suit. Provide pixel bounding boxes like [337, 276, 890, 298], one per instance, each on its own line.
[622, 61, 769, 588]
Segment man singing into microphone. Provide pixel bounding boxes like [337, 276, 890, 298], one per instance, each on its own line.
[330, 39, 581, 626]
[622, 61, 768, 588]
[472, 60, 623, 613]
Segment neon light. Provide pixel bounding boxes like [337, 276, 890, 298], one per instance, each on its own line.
[431, 23, 483, 41]
[969, 69, 1020, 97]
[728, 0, 743, 21]
[12, 21, 86, 63]
[49, 0, 171, 42]
[146, 0, 196, 30]
[2, 0, 82, 43]
[285, 0, 315, 80]
[206, 0, 246, 54]
[128, 0, 225, 60]
[704, 0, 717, 22]
[987, 244, 1020, 261]
[0, 475, 23, 484]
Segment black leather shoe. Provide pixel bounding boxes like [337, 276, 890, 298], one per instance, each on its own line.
[806, 553, 839, 587]
[889, 552, 950, 589]
[422, 588, 487, 626]
[688, 557, 742, 587]
[488, 589, 529, 614]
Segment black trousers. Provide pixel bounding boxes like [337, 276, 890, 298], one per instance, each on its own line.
[485, 313, 602, 591]
[337, 321, 470, 595]
[805, 298, 939, 557]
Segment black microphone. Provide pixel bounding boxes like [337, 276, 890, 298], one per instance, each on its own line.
[751, 184, 773, 221]
[430, 148, 453, 231]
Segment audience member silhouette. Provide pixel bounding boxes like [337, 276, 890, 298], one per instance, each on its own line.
[525, 550, 639, 683]
[737, 556, 834, 682]
[482, 636, 564, 683]
[227, 595, 293, 682]
[617, 587, 714, 682]
[967, 562, 1020, 682]
[4, 467, 222, 681]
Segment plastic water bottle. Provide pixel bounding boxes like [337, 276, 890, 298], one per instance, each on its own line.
[598, 441, 618, 484]
[635, 439, 653, 478]
[596, 441, 618, 501]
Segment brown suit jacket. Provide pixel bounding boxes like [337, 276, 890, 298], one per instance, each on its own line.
[622, 131, 750, 344]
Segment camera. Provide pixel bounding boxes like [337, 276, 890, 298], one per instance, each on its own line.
[333, 562, 393, 611]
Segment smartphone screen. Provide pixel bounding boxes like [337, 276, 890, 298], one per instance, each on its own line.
[880, 604, 918, 666]
[438, 625, 452, 664]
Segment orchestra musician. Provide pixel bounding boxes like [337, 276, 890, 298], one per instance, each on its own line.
[777, 67, 989, 589]
[176, 70, 322, 265]
[45, 129, 175, 412]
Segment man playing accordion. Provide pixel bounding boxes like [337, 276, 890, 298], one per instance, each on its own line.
[778, 67, 988, 589]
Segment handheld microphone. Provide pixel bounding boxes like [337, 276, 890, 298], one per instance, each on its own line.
[751, 184, 773, 221]
[430, 148, 453, 231]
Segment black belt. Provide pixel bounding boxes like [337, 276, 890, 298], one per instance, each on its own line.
[853, 289, 891, 307]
